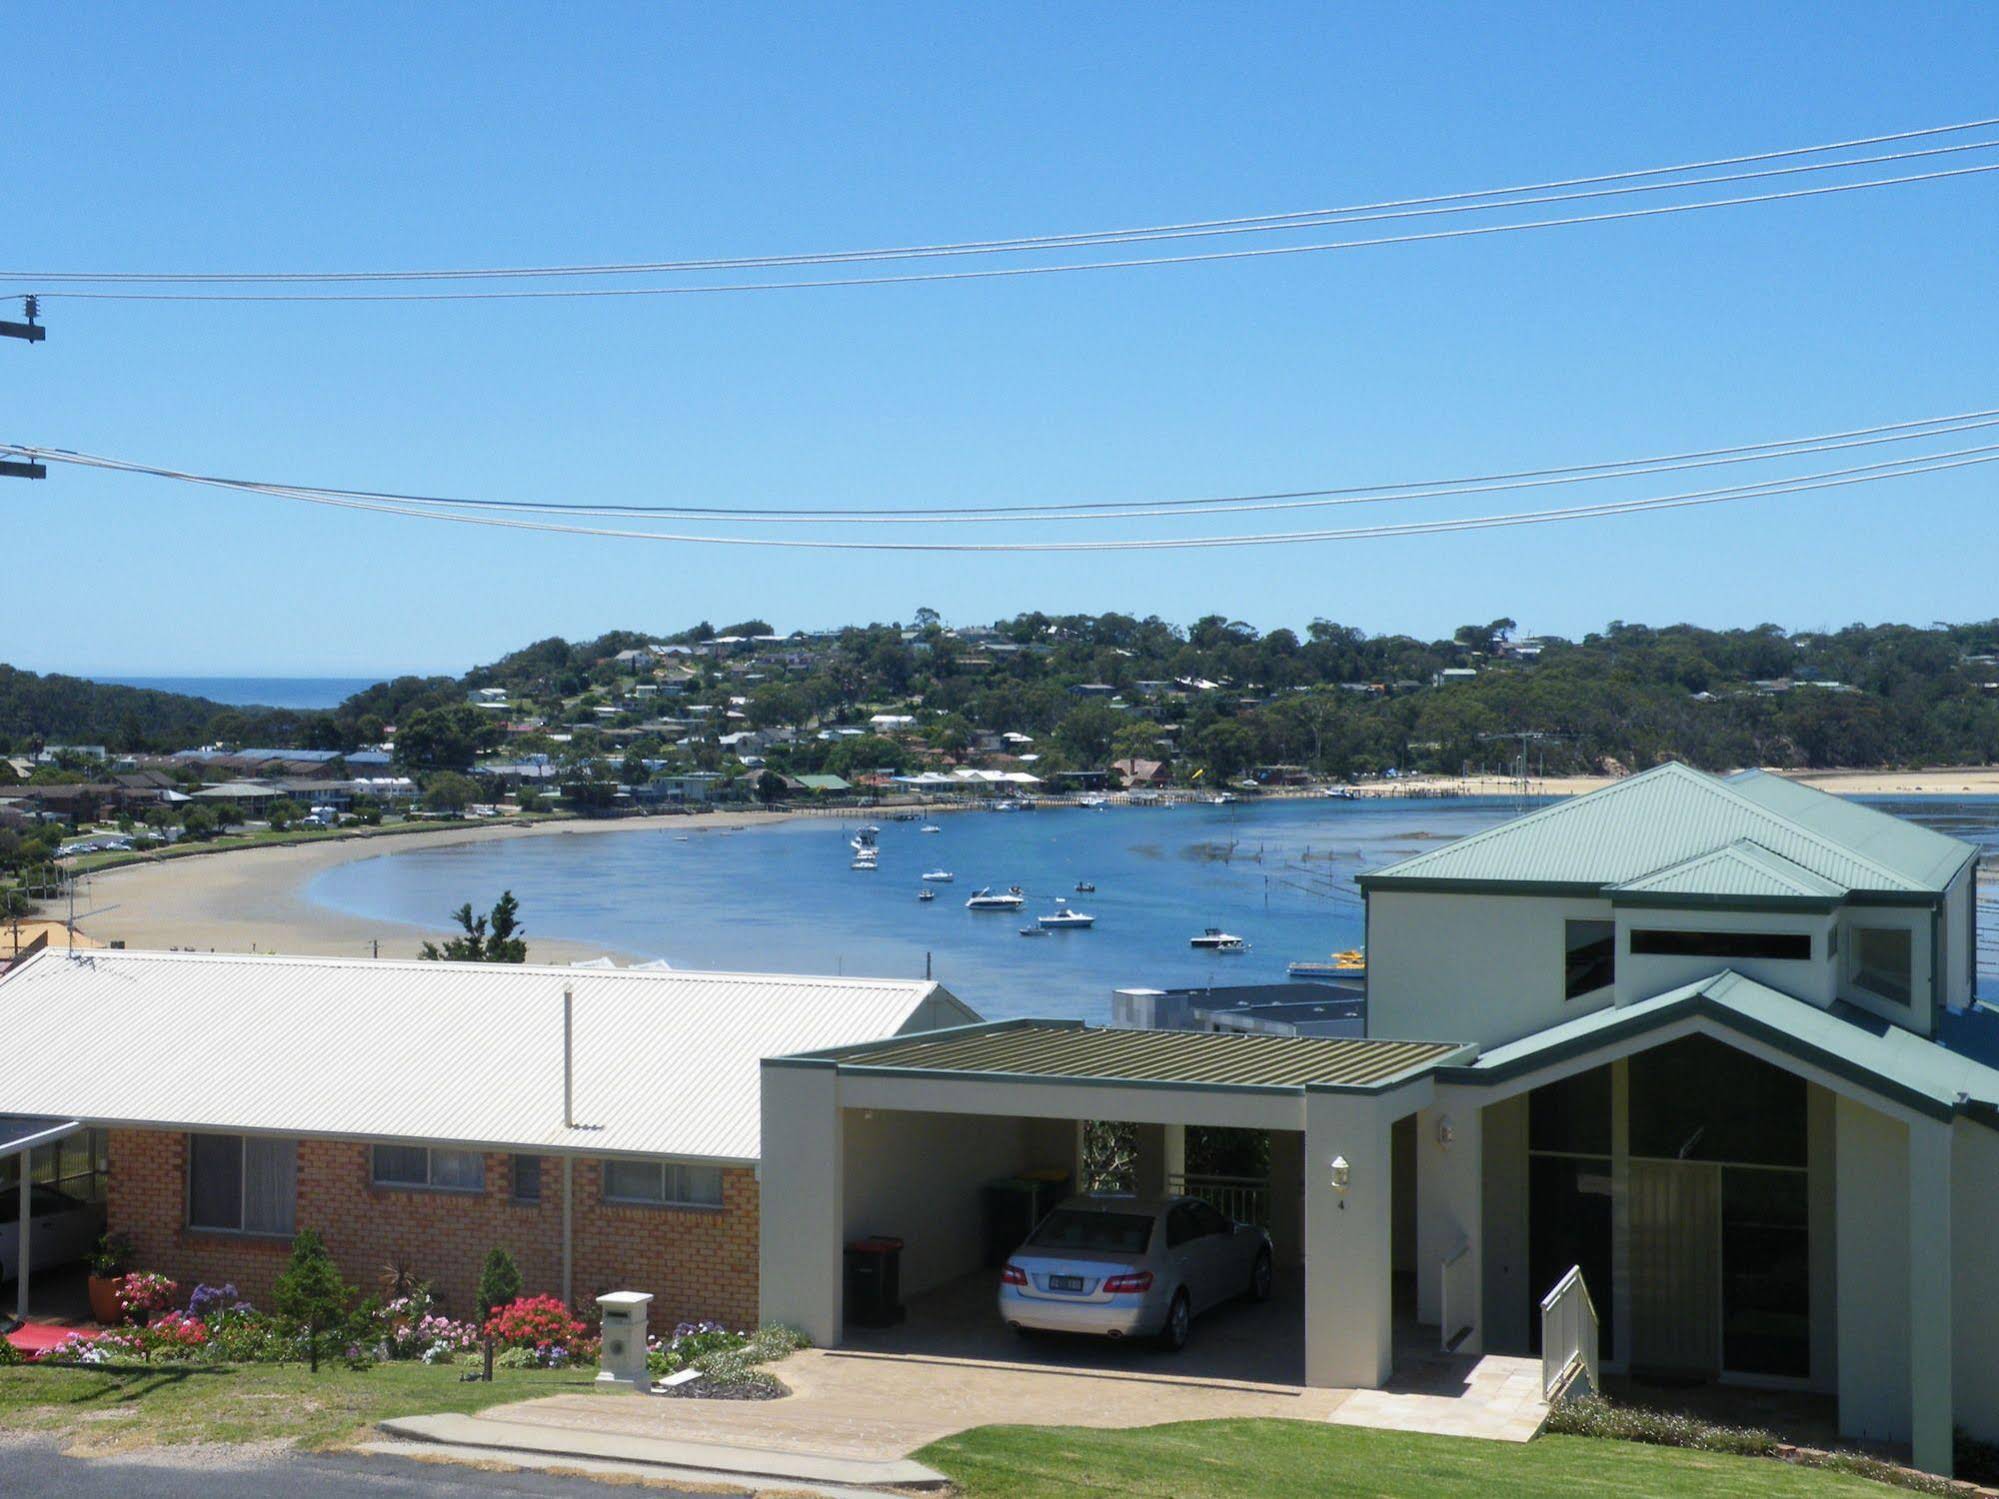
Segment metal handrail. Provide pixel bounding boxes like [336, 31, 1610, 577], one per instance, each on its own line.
[1539, 1265, 1599, 1401]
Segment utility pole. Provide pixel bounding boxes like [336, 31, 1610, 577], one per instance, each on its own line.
[2, 296, 47, 480]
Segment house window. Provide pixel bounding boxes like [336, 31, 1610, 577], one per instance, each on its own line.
[371, 1145, 486, 1192]
[1630, 930, 1811, 960]
[1852, 926, 1913, 1005]
[1564, 920, 1615, 999]
[511, 1154, 543, 1203]
[188, 1133, 297, 1235]
[601, 1158, 725, 1207]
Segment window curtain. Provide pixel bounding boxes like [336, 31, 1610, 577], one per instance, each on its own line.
[429, 1150, 485, 1191]
[242, 1138, 297, 1234]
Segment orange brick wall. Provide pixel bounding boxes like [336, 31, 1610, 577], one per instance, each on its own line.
[105, 1129, 760, 1328]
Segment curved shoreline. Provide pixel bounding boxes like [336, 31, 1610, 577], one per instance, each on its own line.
[71, 810, 796, 962]
[64, 768, 1999, 962]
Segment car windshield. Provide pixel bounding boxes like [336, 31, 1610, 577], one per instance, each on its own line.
[1027, 1208, 1154, 1254]
[0, 1185, 80, 1224]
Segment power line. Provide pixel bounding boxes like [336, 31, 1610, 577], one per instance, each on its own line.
[20, 161, 1999, 303]
[11, 440, 1995, 551]
[9, 124, 1998, 285]
[20, 407, 1998, 526]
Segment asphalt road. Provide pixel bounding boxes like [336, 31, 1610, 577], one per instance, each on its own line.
[0, 1440, 740, 1497]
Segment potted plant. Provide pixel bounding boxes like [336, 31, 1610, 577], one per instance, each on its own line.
[86, 1232, 134, 1324]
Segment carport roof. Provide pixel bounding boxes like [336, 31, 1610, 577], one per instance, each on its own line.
[797, 1020, 1465, 1090]
[0, 1115, 83, 1155]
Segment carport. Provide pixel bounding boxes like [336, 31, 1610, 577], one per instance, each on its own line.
[1, 1115, 87, 1328]
[760, 1019, 1470, 1389]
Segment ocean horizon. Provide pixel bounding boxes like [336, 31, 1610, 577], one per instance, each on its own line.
[84, 675, 392, 711]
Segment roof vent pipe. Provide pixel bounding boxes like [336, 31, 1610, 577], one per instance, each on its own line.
[563, 983, 575, 1129]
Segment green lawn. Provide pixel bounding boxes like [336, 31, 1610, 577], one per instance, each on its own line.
[0, 1361, 593, 1453]
[919, 1420, 1899, 1498]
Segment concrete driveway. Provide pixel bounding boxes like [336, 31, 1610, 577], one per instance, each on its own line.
[487, 1270, 1343, 1464]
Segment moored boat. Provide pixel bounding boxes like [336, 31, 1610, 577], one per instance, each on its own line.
[966, 885, 1026, 910]
[921, 869, 955, 883]
[1038, 905, 1096, 930]
[1190, 927, 1250, 952]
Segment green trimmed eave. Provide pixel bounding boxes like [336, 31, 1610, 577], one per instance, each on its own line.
[836, 1061, 1307, 1100]
[1353, 875, 1609, 898]
[1843, 890, 1949, 908]
[1432, 981, 1982, 1129]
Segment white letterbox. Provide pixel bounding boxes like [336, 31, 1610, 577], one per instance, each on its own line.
[594, 1290, 654, 1390]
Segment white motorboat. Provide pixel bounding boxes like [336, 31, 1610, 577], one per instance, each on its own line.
[1190, 927, 1250, 952]
[965, 886, 1025, 910]
[919, 824, 942, 834]
[921, 869, 955, 883]
[917, 888, 936, 902]
[851, 855, 879, 871]
[1038, 906, 1096, 930]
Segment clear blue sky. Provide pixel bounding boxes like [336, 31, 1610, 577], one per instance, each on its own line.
[6, 2, 1995, 676]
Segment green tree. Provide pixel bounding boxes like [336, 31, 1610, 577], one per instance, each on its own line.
[422, 770, 479, 815]
[395, 705, 497, 774]
[178, 805, 219, 841]
[272, 1228, 353, 1373]
[755, 769, 788, 804]
[267, 798, 301, 830]
[420, 890, 528, 962]
[478, 1246, 523, 1320]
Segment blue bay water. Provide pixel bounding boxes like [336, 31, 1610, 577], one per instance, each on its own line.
[86, 675, 386, 710]
[307, 794, 1999, 1022]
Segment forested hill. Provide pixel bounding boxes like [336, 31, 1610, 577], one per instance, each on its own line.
[4, 615, 1999, 778]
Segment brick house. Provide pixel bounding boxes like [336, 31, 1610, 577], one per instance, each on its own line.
[0, 951, 976, 1325]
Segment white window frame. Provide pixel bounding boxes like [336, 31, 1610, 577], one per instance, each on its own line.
[187, 1132, 298, 1237]
[600, 1158, 725, 1209]
[370, 1144, 487, 1193]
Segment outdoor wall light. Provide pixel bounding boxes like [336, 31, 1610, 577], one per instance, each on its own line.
[1436, 1116, 1456, 1149]
[1330, 1155, 1351, 1193]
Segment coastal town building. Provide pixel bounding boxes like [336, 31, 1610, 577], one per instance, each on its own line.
[758, 765, 1990, 1475]
[0, 953, 976, 1328]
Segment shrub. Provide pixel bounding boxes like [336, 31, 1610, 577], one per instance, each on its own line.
[477, 1248, 522, 1320]
[273, 1228, 354, 1373]
[484, 1294, 584, 1354]
[0, 1337, 22, 1367]
[186, 1282, 253, 1321]
[88, 1232, 135, 1279]
[115, 1271, 179, 1322]
[1547, 1395, 1959, 1497]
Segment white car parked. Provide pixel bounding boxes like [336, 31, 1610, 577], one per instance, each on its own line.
[0, 1184, 105, 1286]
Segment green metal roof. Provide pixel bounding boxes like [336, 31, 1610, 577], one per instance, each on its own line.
[816, 1020, 1463, 1090]
[793, 773, 852, 791]
[1608, 838, 1850, 904]
[1358, 763, 1973, 897]
[1442, 969, 1999, 1127]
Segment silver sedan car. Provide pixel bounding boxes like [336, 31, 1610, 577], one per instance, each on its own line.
[998, 1193, 1273, 1350]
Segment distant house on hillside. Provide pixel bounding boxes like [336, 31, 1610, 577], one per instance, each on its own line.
[1113, 757, 1171, 788]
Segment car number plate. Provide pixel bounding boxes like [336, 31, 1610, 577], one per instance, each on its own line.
[1049, 1275, 1086, 1292]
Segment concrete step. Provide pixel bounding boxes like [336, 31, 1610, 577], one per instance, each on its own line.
[378, 1412, 950, 1491]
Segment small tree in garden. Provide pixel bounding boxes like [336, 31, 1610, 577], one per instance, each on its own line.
[420, 890, 528, 963]
[477, 1247, 523, 1320]
[273, 1228, 353, 1373]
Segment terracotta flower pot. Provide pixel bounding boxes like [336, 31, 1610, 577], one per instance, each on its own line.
[86, 1274, 124, 1325]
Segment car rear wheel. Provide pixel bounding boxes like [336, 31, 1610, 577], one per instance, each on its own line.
[1160, 1289, 1191, 1352]
[1247, 1247, 1273, 1302]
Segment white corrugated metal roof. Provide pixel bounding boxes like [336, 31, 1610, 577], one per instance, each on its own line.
[0, 951, 971, 1163]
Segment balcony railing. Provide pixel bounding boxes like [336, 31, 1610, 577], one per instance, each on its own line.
[1169, 1172, 1270, 1226]
[1539, 1264, 1599, 1402]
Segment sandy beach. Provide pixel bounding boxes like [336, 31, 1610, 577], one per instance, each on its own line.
[67, 810, 798, 963]
[57, 770, 1998, 960]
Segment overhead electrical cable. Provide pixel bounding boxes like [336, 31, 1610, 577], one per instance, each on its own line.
[18, 161, 1999, 303]
[15, 115, 1999, 285]
[9, 441, 1995, 552]
[10, 406, 1992, 523]
[15, 126, 1999, 287]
